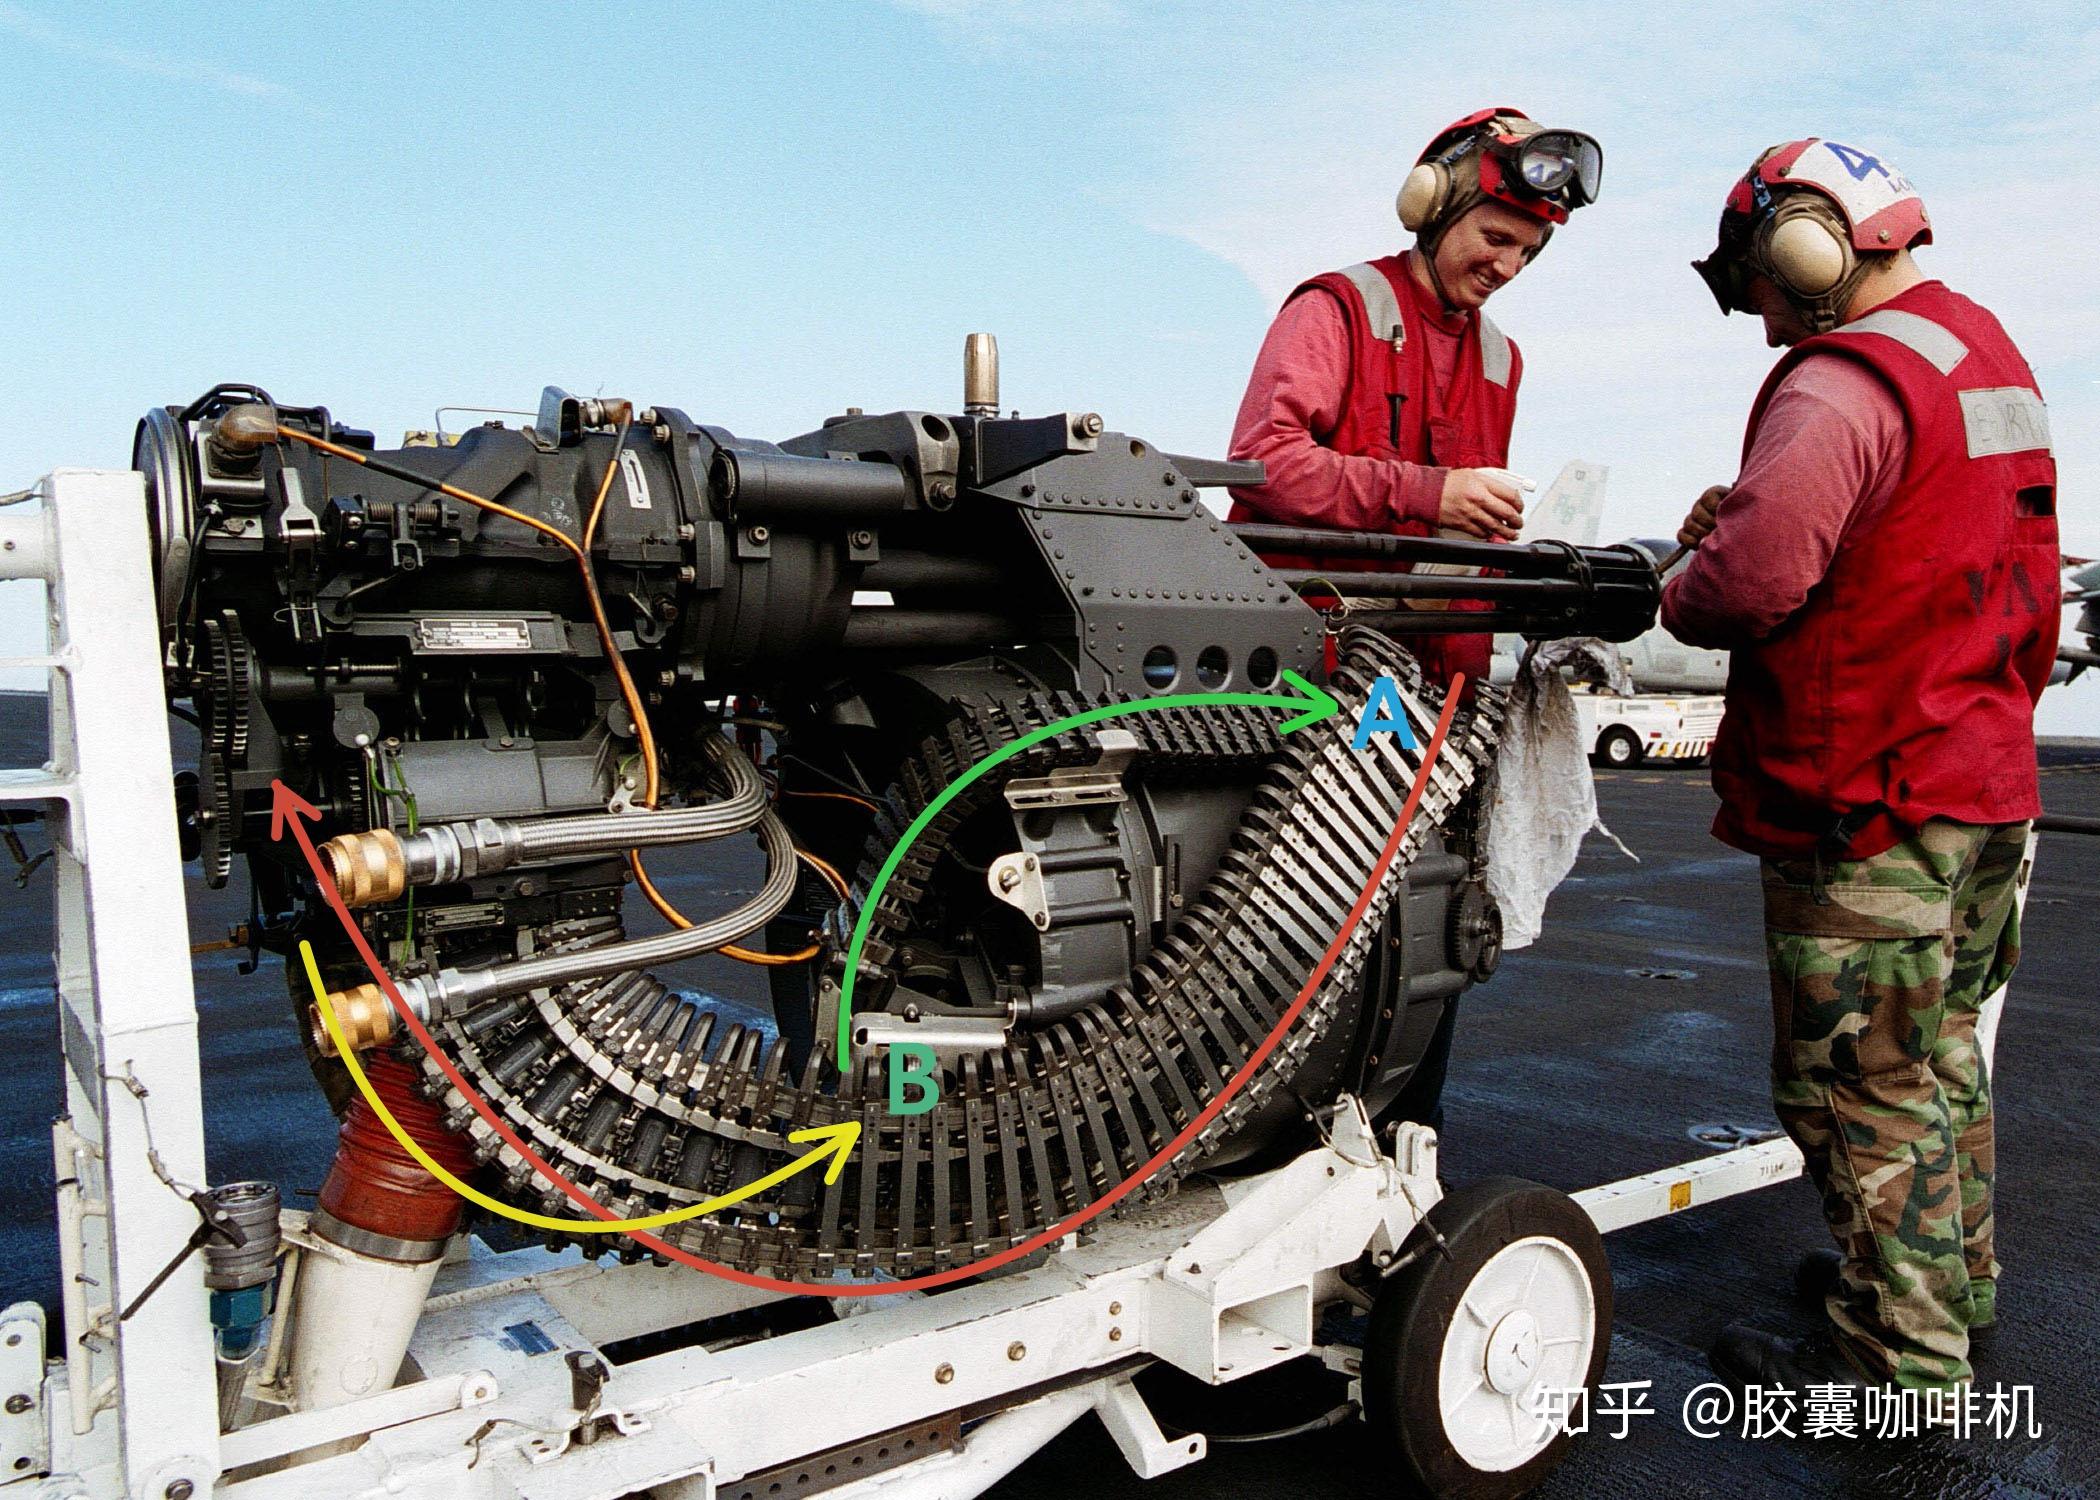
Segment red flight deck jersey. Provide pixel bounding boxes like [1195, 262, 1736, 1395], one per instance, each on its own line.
[1226, 254, 1522, 690]
[1664, 280, 2060, 859]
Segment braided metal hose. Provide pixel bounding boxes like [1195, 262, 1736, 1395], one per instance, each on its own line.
[393, 805, 801, 1022]
[320, 732, 770, 906]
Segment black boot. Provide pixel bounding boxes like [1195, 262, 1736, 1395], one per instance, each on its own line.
[1709, 1322, 1869, 1392]
[1794, 1247, 1994, 1349]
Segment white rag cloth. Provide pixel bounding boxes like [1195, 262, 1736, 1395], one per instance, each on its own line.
[1484, 638, 1637, 950]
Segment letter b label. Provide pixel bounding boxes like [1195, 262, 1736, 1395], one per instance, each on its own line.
[887, 1043, 941, 1116]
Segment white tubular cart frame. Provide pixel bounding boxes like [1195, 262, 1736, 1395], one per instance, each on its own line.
[0, 471, 219, 1500]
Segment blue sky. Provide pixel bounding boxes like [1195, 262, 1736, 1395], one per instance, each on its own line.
[2, 1, 2094, 731]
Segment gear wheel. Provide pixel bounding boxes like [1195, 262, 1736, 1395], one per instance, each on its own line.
[201, 610, 252, 765]
[1447, 882, 1502, 981]
[197, 748, 235, 888]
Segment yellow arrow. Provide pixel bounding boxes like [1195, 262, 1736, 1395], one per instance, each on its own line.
[300, 941, 860, 1234]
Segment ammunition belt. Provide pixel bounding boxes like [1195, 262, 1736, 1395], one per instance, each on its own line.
[412, 628, 1503, 1277]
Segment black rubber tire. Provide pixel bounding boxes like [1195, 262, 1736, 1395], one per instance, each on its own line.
[1595, 728, 1642, 768]
[1362, 1177, 1613, 1500]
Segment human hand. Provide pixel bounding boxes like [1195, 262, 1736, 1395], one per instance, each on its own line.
[1438, 468, 1527, 541]
[1677, 484, 1730, 548]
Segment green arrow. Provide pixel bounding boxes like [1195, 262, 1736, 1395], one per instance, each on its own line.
[835, 667, 1343, 1058]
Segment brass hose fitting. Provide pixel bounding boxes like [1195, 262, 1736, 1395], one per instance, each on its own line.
[210, 402, 280, 456]
[309, 983, 395, 1058]
[318, 829, 406, 908]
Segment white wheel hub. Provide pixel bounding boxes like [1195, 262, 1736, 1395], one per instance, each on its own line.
[1484, 1309, 1543, 1394]
[1438, 1235, 1596, 1473]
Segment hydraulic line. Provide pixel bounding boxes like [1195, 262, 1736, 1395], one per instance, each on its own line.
[379, 806, 802, 1025]
[319, 734, 770, 907]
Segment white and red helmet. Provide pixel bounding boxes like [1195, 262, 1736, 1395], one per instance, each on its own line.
[1397, 108, 1602, 256]
[1694, 138, 1932, 332]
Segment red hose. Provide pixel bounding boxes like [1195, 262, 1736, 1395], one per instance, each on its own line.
[316, 1052, 477, 1251]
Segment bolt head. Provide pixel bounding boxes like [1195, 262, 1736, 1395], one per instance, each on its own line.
[1007, 1341, 1026, 1361]
[4, 1393, 29, 1414]
[934, 1362, 956, 1384]
[165, 1482, 195, 1500]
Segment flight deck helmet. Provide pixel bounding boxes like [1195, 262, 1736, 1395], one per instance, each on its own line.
[1396, 107, 1604, 262]
[1693, 138, 1933, 333]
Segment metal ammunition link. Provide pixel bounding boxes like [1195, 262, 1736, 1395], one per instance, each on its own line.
[407, 628, 1503, 1277]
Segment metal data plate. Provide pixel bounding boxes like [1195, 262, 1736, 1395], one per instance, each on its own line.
[417, 617, 536, 652]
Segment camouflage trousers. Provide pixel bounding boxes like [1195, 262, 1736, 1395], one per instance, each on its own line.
[1761, 818, 2030, 1390]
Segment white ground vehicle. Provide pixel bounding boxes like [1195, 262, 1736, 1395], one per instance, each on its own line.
[1575, 690, 1723, 768]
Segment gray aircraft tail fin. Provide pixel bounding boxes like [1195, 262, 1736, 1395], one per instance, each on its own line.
[1526, 460, 1607, 546]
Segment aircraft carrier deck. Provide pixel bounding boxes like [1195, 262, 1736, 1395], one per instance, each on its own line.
[1001, 743, 2100, 1499]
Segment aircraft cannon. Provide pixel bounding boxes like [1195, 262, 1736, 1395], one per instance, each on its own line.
[141, 351, 1662, 1277]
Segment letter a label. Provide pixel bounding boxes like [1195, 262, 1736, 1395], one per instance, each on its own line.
[1351, 675, 1421, 752]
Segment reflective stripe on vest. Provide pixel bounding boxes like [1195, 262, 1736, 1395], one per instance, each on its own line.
[1339, 262, 1406, 352]
[1478, 313, 1512, 387]
[1337, 260, 1511, 384]
[1829, 308, 1969, 375]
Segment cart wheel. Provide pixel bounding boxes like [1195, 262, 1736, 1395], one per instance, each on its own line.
[1362, 1177, 1612, 1499]
[1596, 728, 1642, 768]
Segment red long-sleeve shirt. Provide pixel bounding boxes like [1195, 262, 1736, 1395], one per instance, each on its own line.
[1225, 266, 1465, 528]
[1662, 353, 1908, 649]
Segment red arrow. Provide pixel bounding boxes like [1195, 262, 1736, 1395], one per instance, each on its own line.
[270, 675, 1463, 1296]
[269, 780, 320, 842]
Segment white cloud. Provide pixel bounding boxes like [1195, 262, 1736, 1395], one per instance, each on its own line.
[0, 2, 321, 115]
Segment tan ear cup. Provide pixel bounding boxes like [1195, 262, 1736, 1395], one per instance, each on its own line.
[1397, 162, 1444, 232]
[1765, 212, 1848, 296]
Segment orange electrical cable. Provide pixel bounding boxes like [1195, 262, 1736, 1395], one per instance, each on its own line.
[780, 787, 881, 813]
[799, 849, 851, 902]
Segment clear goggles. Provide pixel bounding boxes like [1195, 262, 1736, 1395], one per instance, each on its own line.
[1494, 129, 1603, 210]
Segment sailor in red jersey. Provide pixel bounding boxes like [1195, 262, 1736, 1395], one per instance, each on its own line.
[1226, 108, 1602, 689]
[1670, 140, 2060, 1401]
[1226, 110, 1601, 1136]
